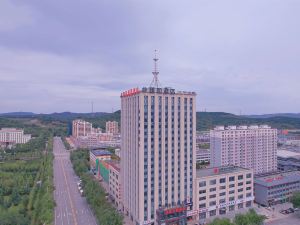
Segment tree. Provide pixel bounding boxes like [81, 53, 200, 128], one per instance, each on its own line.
[291, 192, 300, 208]
[208, 218, 234, 225]
[234, 209, 265, 225]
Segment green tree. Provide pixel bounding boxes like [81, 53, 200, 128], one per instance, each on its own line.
[291, 192, 300, 208]
[208, 218, 234, 225]
[234, 209, 265, 225]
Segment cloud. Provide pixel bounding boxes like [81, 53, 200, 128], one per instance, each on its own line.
[0, 0, 300, 114]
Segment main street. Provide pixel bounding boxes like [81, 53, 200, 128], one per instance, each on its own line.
[53, 137, 98, 225]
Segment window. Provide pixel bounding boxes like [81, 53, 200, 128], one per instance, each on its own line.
[238, 194, 243, 199]
[246, 173, 252, 178]
[229, 176, 235, 182]
[238, 175, 243, 180]
[246, 193, 252, 198]
[229, 205, 235, 211]
[199, 203, 206, 208]
[229, 190, 235, 194]
[229, 196, 235, 201]
[199, 196, 206, 201]
[199, 181, 206, 187]
[238, 203, 243, 209]
[209, 194, 216, 199]
[209, 210, 216, 217]
[219, 208, 226, 215]
[209, 187, 216, 192]
[199, 190, 206, 194]
[246, 201, 252, 207]
[219, 199, 226, 204]
[238, 182, 243, 186]
[199, 212, 206, 219]
[220, 186, 226, 190]
[219, 192, 226, 197]
[229, 184, 235, 188]
[238, 188, 243, 193]
[210, 179, 216, 185]
[246, 180, 251, 185]
[220, 178, 226, 183]
[246, 187, 251, 191]
[209, 201, 216, 206]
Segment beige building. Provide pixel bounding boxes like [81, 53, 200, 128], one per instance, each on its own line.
[0, 128, 31, 146]
[121, 86, 196, 225]
[72, 119, 92, 138]
[210, 125, 277, 174]
[195, 166, 254, 223]
[106, 121, 119, 134]
[109, 163, 122, 209]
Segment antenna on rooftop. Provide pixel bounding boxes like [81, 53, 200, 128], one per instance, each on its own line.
[150, 50, 161, 88]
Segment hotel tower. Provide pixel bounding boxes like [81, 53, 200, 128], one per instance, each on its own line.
[121, 52, 196, 225]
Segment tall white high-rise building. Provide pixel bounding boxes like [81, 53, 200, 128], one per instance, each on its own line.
[210, 125, 277, 174]
[121, 86, 196, 225]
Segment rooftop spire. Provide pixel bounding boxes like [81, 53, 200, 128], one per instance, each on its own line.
[150, 49, 161, 88]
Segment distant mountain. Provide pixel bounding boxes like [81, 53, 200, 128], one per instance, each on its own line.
[1, 110, 300, 131]
[245, 113, 300, 119]
[0, 112, 36, 116]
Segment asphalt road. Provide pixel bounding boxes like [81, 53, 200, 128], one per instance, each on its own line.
[53, 137, 98, 225]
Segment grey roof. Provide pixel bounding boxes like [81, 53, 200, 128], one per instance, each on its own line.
[91, 149, 112, 156]
[254, 170, 300, 187]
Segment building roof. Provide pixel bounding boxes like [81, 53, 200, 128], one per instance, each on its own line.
[0, 128, 23, 132]
[91, 149, 112, 157]
[196, 166, 251, 178]
[277, 150, 300, 159]
[254, 170, 300, 187]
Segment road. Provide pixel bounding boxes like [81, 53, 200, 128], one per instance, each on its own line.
[53, 137, 98, 225]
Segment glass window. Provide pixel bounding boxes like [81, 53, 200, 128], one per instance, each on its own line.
[199, 203, 206, 208]
[199, 181, 206, 187]
[246, 173, 252, 178]
[199, 212, 206, 219]
[229, 184, 235, 188]
[209, 187, 216, 192]
[209, 210, 216, 217]
[219, 192, 226, 197]
[238, 175, 243, 180]
[219, 178, 226, 183]
[210, 179, 216, 185]
[229, 176, 235, 182]
[220, 186, 226, 190]
[209, 201, 216, 206]
[209, 194, 216, 199]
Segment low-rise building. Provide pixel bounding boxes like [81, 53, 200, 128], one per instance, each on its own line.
[196, 149, 210, 163]
[0, 128, 31, 148]
[109, 163, 122, 209]
[195, 166, 254, 224]
[89, 149, 112, 168]
[277, 150, 300, 171]
[254, 170, 300, 206]
[72, 119, 92, 138]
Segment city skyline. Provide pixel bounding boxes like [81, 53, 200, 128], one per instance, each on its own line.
[1, 0, 300, 114]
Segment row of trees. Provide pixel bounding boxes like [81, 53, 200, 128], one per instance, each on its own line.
[208, 209, 265, 225]
[70, 150, 123, 225]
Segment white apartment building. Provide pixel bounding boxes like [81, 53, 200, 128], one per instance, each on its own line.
[0, 128, 31, 145]
[121, 86, 196, 225]
[106, 121, 119, 134]
[109, 163, 122, 209]
[195, 166, 254, 224]
[72, 119, 92, 138]
[210, 125, 277, 174]
[196, 149, 210, 163]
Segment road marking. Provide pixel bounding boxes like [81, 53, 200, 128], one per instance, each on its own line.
[60, 158, 78, 225]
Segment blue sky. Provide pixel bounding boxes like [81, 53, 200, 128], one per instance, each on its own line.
[0, 0, 299, 114]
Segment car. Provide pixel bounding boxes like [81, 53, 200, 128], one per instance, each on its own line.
[294, 208, 299, 211]
[287, 208, 294, 213]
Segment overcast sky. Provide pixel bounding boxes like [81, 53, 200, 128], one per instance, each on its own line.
[0, 0, 299, 114]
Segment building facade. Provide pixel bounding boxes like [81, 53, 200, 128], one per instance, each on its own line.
[106, 121, 119, 134]
[121, 86, 196, 225]
[195, 166, 254, 224]
[72, 119, 92, 138]
[196, 149, 210, 163]
[109, 163, 122, 209]
[254, 170, 300, 206]
[277, 150, 300, 171]
[0, 128, 31, 146]
[210, 125, 277, 174]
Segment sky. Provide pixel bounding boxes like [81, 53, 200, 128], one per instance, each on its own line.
[0, 0, 299, 114]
